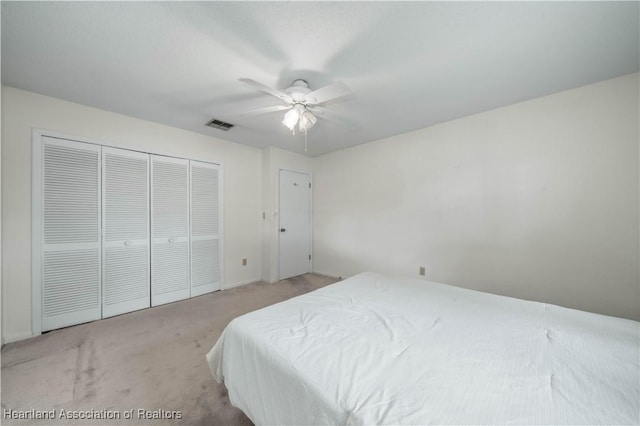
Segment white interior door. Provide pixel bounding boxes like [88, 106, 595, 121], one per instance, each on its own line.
[190, 161, 221, 296]
[279, 170, 311, 280]
[40, 137, 102, 331]
[151, 155, 190, 306]
[102, 147, 150, 317]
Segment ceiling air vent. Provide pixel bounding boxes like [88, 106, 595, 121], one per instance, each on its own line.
[205, 118, 234, 131]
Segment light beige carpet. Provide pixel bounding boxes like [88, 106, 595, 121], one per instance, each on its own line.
[1, 274, 338, 425]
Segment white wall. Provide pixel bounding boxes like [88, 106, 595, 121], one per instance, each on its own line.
[261, 146, 313, 283]
[1, 86, 263, 342]
[313, 73, 639, 321]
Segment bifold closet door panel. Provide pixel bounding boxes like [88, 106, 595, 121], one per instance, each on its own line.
[102, 147, 150, 318]
[151, 155, 190, 306]
[190, 161, 221, 297]
[40, 137, 102, 331]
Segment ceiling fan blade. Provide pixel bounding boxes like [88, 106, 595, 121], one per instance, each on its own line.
[308, 106, 360, 131]
[305, 81, 353, 105]
[239, 78, 293, 103]
[241, 104, 292, 116]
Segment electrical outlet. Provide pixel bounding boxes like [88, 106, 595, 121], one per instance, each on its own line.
[242, 258, 247, 266]
[419, 266, 426, 276]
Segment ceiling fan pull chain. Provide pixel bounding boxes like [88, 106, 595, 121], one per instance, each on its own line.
[304, 131, 308, 152]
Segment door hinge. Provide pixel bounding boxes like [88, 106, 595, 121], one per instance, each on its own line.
[309, 182, 311, 188]
[309, 254, 311, 260]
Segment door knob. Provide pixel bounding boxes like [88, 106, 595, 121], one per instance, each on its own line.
[124, 240, 132, 246]
[280, 228, 286, 232]
[168, 237, 175, 243]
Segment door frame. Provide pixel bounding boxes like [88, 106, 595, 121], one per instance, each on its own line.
[277, 168, 312, 281]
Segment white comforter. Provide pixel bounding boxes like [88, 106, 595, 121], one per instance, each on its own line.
[207, 272, 640, 425]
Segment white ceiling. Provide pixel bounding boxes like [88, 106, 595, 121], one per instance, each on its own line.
[2, 2, 638, 157]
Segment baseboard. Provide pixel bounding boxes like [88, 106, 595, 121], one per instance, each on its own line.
[2, 331, 35, 344]
[223, 278, 261, 290]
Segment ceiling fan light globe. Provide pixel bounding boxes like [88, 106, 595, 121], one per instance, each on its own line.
[299, 111, 317, 132]
[282, 107, 301, 130]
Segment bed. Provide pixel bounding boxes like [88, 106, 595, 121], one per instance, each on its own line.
[206, 272, 639, 425]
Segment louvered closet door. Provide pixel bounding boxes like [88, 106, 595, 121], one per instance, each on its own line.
[40, 137, 102, 331]
[151, 155, 190, 306]
[102, 147, 150, 317]
[190, 161, 221, 297]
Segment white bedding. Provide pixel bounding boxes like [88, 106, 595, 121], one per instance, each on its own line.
[207, 272, 640, 425]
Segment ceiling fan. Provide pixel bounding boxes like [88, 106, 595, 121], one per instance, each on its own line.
[239, 78, 356, 135]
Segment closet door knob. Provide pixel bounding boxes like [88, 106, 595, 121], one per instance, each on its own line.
[168, 238, 175, 243]
[124, 240, 132, 246]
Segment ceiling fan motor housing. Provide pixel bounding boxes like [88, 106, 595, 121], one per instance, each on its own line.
[285, 79, 313, 103]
